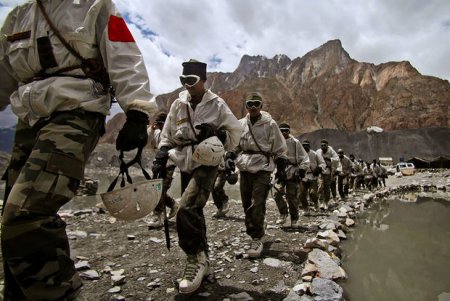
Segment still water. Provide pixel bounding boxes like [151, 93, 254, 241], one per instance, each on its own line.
[341, 193, 450, 301]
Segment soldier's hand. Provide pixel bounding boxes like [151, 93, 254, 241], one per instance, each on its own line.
[116, 110, 149, 151]
[195, 123, 226, 144]
[152, 146, 170, 179]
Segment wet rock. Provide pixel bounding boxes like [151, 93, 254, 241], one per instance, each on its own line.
[310, 277, 344, 301]
[336, 230, 346, 240]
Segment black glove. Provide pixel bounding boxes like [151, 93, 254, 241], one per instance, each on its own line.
[152, 146, 170, 179]
[224, 152, 236, 173]
[295, 168, 306, 180]
[312, 167, 321, 177]
[275, 157, 287, 182]
[116, 110, 149, 151]
[195, 123, 227, 144]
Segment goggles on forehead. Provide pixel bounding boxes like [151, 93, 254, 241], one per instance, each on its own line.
[245, 100, 262, 109]
[179, 74, 201, 87]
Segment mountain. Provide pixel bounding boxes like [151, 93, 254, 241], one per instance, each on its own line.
[298, 127, 450, 162]
[155, 39, 449, 135]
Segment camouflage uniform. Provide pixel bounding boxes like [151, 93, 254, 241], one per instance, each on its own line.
[274, 134, 309, 222]
[2, 110, 104, 300]
[212, 168, 229, 212]
[316, 145, 339, 206]
[234, 111, 287, 239]
[0, 0, 156, 299]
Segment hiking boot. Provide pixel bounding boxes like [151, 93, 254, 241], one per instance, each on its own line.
[291, 219, 299, 229]
[213, 200, 230, 218]
[247, 239, 263, 258]
[276, 214, 288, 224]
[147, 212, 163, 228]
[179, 251, 209, 294]
[167, 201, 179, 220]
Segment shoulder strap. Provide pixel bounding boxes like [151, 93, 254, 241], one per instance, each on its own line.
[185, 103, 199, 140]
[36, 0, 85, 62]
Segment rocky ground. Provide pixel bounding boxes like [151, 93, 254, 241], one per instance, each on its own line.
[0, 169, 449, 301]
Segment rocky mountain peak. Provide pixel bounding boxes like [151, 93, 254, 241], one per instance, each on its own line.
[104, 39, 449, 140]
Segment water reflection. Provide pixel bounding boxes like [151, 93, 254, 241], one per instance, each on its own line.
[341, 194, 450, 301]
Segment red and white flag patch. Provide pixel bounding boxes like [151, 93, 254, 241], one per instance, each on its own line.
[108, 15, 135, 42]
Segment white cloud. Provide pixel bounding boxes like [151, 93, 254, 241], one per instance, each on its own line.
[0, 0, 449, 126]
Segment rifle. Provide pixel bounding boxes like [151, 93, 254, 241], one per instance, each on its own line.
[155, 172, 171, 250]
[269, 176, 286, 198]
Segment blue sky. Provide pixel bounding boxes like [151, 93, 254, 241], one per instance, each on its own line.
[1, 0, 449, 127]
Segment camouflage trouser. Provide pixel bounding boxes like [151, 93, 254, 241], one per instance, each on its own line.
[274, 179, 300, 220]
[338, 174, 349, 198]
[154, 165, 176, 214]
[240, 171, 271, 239]
[1, 109, 104, 301]
[318, 173, 332, 204]
[176, 166, 218, 255]
[299, 179, 318, 209]
[212, 170, 229, 210]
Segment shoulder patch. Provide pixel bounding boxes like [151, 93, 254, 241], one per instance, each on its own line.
[108, 15, 135, 42]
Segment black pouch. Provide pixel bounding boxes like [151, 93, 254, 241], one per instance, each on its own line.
[81, 58, 110, 87]
[37, 36, 58, 70]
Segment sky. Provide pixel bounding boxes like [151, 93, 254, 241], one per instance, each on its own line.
[0, 0, 449, 127]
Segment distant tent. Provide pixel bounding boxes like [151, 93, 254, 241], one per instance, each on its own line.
[430, 156, 450, 168]
[407, 157, 430, 169]
[407, 156, 450, 168]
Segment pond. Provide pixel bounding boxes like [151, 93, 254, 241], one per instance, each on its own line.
[340, 193, 450, 301]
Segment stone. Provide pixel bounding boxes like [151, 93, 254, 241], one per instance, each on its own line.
[111, 275, 126, 286]
[80, 270, 99, 280]
[293, 282, 310, 294]
[75, 261, 90, 271]
[263, 257, 284, 268]
[310, 278, 344, 301]
[282, 289, 303, 301]
[307, 249, 347, 280]
[301, 263, 318, 277]
[250, 267, 258, 273]
[229, 292, 254, 300]
[108, 286, 121, 294]
[345, 218, 355, 227]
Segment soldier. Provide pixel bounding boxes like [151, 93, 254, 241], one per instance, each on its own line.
[363, 161, 375, 191]
[378, 162, 388, 187]
[225, 92, 287, 258]
[336, 149, 353, 201]
[146, 112, 179, 227]
[316, 139, 339, 209]
[300, 140, 326, 211]
[151, 60, 242, 294]
[0, 0, 157, 299]
[273, 123, 309, 227]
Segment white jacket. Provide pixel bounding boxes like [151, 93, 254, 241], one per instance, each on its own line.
[284, 135, 310, 180]
[316, 146, 339, 175]
[234, 111, 287, 173]
[159, 89, 241, 173]
[305, 149, 326, 181]
[0, 0, 157, 125]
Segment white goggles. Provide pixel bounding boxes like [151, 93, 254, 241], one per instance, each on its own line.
[179, 74, 201, 87]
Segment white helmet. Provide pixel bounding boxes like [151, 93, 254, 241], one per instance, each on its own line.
[101, 179, 163, 221]
[193, 136, 225, 166]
